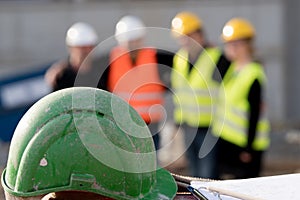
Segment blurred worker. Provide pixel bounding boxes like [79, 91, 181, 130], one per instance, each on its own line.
[212, 18, 270, 178]
[1, 87, 177, 200]
[170, 11, 231, 178]
[107, 15, 174, 150]
[45, 22, 101, 92]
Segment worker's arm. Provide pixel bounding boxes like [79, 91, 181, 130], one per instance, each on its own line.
[247, 79, 261, 151]
[239, 79, 261, 163]
[45, 60, 69, 92]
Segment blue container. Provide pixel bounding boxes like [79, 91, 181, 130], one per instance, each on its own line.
[0, 63, 52, 142]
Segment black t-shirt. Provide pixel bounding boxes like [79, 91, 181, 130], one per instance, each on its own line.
[48, 55, 110, 92]
[212, 54, 232, 83]
[55, 65, 77, 91]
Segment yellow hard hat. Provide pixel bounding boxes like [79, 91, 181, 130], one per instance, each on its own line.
[221, 18, 255, 42]
[171, 11, 202, 37]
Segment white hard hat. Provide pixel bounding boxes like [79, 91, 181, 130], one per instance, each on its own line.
[66, 22, 98, 47]
[115, 15, 146, 43]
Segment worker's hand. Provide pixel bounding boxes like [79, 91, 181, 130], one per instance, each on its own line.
[239, 151, 252, 163]
[45, 62, 64, 88]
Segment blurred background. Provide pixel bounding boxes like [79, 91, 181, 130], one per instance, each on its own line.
[0, 0, 299, 198]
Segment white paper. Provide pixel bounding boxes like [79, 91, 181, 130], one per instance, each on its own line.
[191, 173, 300, 200]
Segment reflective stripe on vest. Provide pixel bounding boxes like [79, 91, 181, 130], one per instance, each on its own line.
[212, 62, 270, 150]
[171, 47, 221, 127]
[109, 47, 164, 123]
[116, 92, 163, 101]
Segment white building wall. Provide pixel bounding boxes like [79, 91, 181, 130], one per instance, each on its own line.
[0, 0, 285, 123]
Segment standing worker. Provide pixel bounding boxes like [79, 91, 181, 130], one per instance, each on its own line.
[45, 22, 100, 92]
[212, 18, 270, 178]
[170, 11, 230, 178]
[108, 15, 173, 151]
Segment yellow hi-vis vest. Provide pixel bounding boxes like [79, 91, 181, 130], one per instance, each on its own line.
[171, 47, 221, 127]
[212, 62, 270, 151]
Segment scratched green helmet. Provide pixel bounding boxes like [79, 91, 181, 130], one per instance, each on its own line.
[1, 87, 177, 199]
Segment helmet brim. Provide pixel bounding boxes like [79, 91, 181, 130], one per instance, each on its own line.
[2, 167, 178, 199]
[142, 167, 177, 200]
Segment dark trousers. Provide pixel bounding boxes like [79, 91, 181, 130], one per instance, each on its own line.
[217, 138, 263, 179]
[182, 124, 219, 179]
[148, 122, 160, 151]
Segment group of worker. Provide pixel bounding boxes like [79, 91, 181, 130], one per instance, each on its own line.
[171, 12, 270, 180]
[45, 12, 270, 180]
[1, 11, 270, 200]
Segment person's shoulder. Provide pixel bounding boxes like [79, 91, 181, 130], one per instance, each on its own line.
[155, 48, 175, 56]
[50, 60, 69, 70]
[47, 60, 69, 75]
[45, 60, 69, 86]
[248, 61, 265, 73]
[91, 52, 110, 63]
[204, 44, 221, 53]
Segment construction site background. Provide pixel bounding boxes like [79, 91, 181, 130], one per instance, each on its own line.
[0, 0, 299, 199]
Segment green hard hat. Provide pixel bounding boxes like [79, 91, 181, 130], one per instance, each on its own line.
[1, 87, 177, 199]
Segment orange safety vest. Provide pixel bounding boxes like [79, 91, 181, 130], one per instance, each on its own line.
[108, 46, 164, 123]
